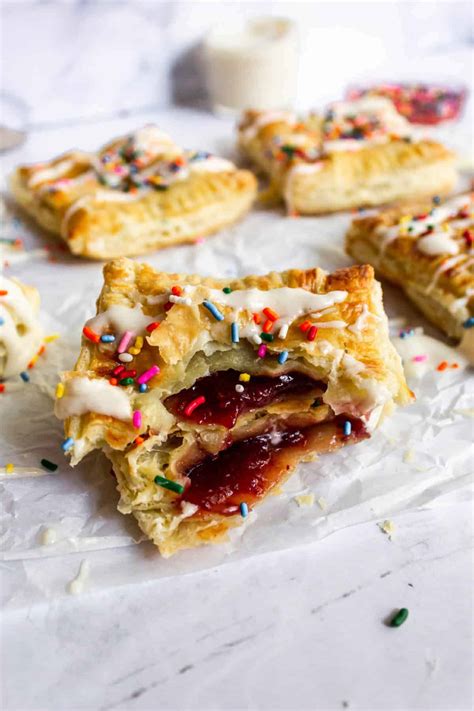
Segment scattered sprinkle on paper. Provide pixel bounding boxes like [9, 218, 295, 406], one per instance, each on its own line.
[404, 449, 415, 463]
[67, 559, 90, 595]
[294, 493, 315, 507]
[316, 497, 327, 510]
[379, 520, 395, 539]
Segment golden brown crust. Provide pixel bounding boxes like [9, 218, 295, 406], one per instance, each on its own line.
[238, 105, 457, 214]
[10, 129, 257, 259]
[346, 194, 474, 339]
[56, 257, 410, 556]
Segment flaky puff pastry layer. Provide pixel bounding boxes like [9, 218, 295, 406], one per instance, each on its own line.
[346, 194, 474, 342]
[56, 257, 411, 556]
[238, 104, 457, 215]
[10, 128, 257, 260]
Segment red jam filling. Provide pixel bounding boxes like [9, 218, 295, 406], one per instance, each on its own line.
[182, 416, 366, 516]
[165, 370, 325, 429]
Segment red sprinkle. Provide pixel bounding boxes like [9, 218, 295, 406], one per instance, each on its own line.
[299, 320, 311, 333]
[0, 384, 5, 393]
[437, 360, 448, 371]
[463, 229, 473, 246]
[120, 369, 137, 379]
[109, 378, 118, 386]
[263, 307, 279, 322]
[171, 285, 182, 296]
[307, 326, 318, 341]
[184, 395, 206, 417]
[253, 313, 261, 325]
[112, 364, 125, 376]
[262, 319, 273, 334]
[83, 326, 100, 343]
[146, 321, 160, 333]
[0, 290, 9, 296]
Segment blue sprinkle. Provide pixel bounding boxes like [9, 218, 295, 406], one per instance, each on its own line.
[0, 317, 4, 325]
[463, 316, 474, 329]
[231, 322, 239, 343]
[61, 437, 74, 452]
[20, 371, 29, 382]
[139, 383, 148, 393]
[100, 334, 116, 343]
[202, 300, 224, 321]
[432, 195, 441, 205]
[343, 421, 352, 437]
[278, 350, 289, 364]
[240, 502, 249, 518]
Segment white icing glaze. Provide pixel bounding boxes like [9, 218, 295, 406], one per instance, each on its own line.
[208, 286, 347, 322]
[37, 168, 95, 195]
[380, 194, 472, 253]
[67, 559, 90, 595]
[311, 320, 347, 329]
[392, 332, 468, 377]
[131, 125, 177, 156]
[348, 304, 372, 336]
[417, 231, 459, 256]
[189, 156, 235, 173]
[85, 304, 156, 337]
[55, 377, 132, 421]
[426, 255, 473, 293]
[27, 158, 76, 187]
[0, 275, 43, 378]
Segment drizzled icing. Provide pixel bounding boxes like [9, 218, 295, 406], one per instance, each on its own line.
[379, 193, 473, 255]
[241, 110, 297, 142]
[26, 153, 92, 188]
[207, 285, 347, 316]
[0, 275, 43, 378]
[55, 377, 132, 420]
[321, 96, 419, 153]
[85, 304, 157, 336]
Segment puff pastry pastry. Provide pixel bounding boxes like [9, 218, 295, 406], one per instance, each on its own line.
[238, 97, 457, 215]
[55, 257, 411, 557]
[346, 193, 474, 360]
[10, 125, 257, 259]
[0, 274, 43, 379]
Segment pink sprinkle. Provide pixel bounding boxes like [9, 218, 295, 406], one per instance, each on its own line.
[132, 410, 142, 429]
[195, 237, 205, 245]
[117, 331, 134, 354]
[137, 365, 160, 384]
[258, 344, 267, 358]
[412, 354, 428, 362]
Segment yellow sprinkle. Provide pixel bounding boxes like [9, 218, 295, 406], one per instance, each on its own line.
[442, 223, 450, 232]
[399, 215, 412, 224]
[239, 373, 251, 382]
[56, 382, 65, 399]
[6, 463, 14, 474]
[44, 333, 60, 343]
[29, 354, 39, 367]
[404, 448, 415, 463]
[294, 493, 315, 507]
[128, 347, 141, 355]
[134, 336, 143, 349]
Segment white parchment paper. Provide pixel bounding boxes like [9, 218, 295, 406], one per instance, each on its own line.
[1, 147, 473, 608]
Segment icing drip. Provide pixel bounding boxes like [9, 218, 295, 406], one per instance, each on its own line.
[0, 275, 43, 378]
[208, 286, 347, 316]
[242, 110, 297, 142]
[417, 231, 459, 256]
[55, 377, 132, 421]
[85, 304, 157, 337]
[426, 255, 473, 293]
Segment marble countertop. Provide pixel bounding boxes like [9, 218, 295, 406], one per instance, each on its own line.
[1, 108, 473, 711]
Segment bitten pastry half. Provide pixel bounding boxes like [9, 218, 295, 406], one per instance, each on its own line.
[238, 97, 457, 215]
[0, 274, 43, 379]
[55, 257, 411, 557]
[346, 193, 474, 362]
[10, 125, 257, 259]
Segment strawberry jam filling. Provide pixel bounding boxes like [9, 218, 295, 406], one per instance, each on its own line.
[165, 370, 325, 429]
[181, 416, 367, 516]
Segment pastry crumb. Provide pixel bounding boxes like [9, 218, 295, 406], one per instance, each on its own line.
[316, 496, 327, 510]
[67, 559, 90, 595]
[403, 448, 415, 463]
[378, 519, 395, 539]
[294, 493, 315, 507]
[40, 527, 58, 545]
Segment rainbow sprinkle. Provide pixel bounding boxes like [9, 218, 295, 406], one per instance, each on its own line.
[240, 502, 249, 518]
[55, 382, 65, 398]
[231, 322, 239, 343]
[463, 316, 474, 329]
[184, 395, 206, 417]
[412, 354, 428, 363]
[343, 421, 352, 437]
[100, 334, 115, 343]
[258, 344, 267, 358]
[202, 300, 224, 321]
[61, 437, 74, 452]
[137, 365, 160, 384]
[20, 371, 29, 382]
[132, 410, 142, 429]
[154, 475, 184, 495]
[117, 330, 134, 354]
[278, 350, 289, 364]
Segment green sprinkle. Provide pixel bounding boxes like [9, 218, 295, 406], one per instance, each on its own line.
[260, 332, 274, 342]
[40, 458, 58, 472]
[154, 475, 184, 495]
[119, 377, 134, 386]
[222, 287, 232, 294]
[389, 608, 409, 627]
